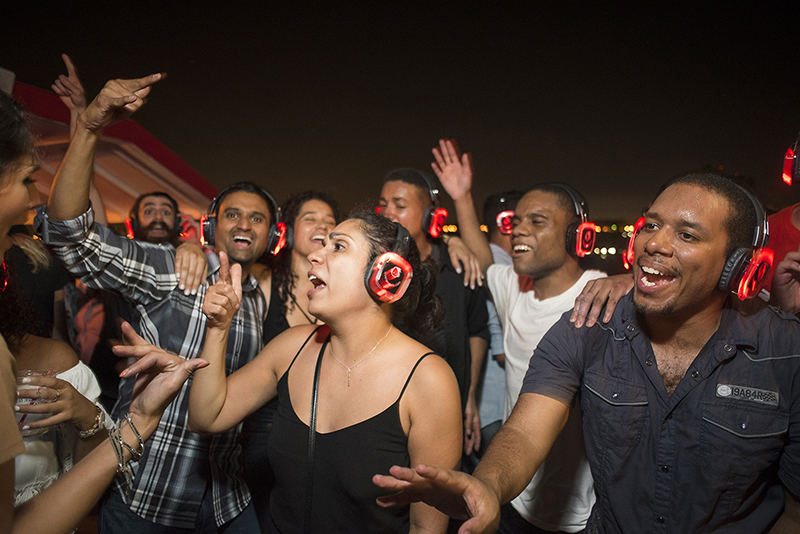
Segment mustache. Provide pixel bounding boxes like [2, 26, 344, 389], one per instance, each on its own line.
[144, 221, 169, 232]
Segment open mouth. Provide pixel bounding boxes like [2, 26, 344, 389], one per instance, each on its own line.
[513, 244, 532, 253]
[232, 234, 253, 248]
[639, 264, 676, 289]
[310, 234, 325, 245]
[308, 273, 327, 295]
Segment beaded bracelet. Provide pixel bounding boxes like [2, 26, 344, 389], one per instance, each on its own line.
[107, 414, 146, 500]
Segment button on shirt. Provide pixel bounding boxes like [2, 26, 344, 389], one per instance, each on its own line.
[35, 207, 265, 528]
[521, 294, 800, 533]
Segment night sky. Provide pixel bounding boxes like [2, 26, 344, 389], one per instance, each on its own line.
[3, 2, 799, 220]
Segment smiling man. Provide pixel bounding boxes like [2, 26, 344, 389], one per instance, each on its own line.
[128, 192, 182, 246]
[423, 139, 605, 534]
[34, 74, 269, 533]
[375, 172, 800, 534]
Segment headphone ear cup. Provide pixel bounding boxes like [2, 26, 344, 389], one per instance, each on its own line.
[421, 207, 434, 238]
[565, 222, 578, 254]
[268, 222, 288, 256]
[623, 217, 645, 270]
[365, 252, 413, 303]
[718, 248, 748, 294]
[202, 215, 216, 247]
[125, 217, 138, 240]
[734, 246, 775, 300]
[284, 224, 294, 251]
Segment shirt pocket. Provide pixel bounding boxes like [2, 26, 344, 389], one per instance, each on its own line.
[701, 401, 788, 478]
[583, 371, 649, 448]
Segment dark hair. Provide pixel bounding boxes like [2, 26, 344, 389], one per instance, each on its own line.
[210, 182, 277, 218]
[129, 191, 179, 220]
[482, 190, 524, 236]
[657, 173, 757, 259]
[525, 184, 582, 225]
[0, 253, 35, 352]
[348, 209, 444, 333]
[0, 91, 35, 179]
[272, 191, 341, 318]
[383, 168, 437, 206]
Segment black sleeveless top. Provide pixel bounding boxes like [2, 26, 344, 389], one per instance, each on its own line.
[266, 337, 433, 533]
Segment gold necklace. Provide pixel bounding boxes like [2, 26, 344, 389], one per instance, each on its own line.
[329, 325, 393, 387]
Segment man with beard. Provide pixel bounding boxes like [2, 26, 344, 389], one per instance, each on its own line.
[35, 75, 269, 533]
[127, 192, 182, 246]
[375, 172, 800, 533]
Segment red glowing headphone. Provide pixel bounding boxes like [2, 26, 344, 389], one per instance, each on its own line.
[624, 185, 773, 301]
[419, 172, 448, 239]
[783, 134, 800, 186]
[496, 210, 514, 235]
[548, 183, 596, 257]
[365, 223, 413, 303]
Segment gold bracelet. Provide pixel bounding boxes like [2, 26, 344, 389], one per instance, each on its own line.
[79, 404, 105, 439]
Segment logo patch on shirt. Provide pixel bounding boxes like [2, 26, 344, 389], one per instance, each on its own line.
[716, 384, 779, 407]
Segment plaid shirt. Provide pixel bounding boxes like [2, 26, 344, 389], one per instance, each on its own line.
[35, 207, 265, 528]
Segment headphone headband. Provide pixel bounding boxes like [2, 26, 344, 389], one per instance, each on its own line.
[546, 182, 588, 223]
[202, 182, 285, 254]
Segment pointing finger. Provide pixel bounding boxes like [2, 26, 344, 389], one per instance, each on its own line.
[218, 251, 231, 285]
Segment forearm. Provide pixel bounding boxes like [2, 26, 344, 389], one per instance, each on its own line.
[472, 393, 569, 505]
[187, 327, 232, 432]
[46, 125, 100, 222]
[453, 192, 493, 274]
[468, 336, 487, 402]
[410, 502, 449, 534]
[12, 415, 153, 534]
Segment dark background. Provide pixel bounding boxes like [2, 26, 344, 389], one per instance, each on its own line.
[3, 1, 799, 220]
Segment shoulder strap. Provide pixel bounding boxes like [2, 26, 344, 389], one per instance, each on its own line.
[287, 325, 324, 373]
[304, 333, 328, 534]
[397, 352, 435, 401]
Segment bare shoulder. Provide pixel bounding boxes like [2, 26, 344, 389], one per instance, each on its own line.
[257, 324, 328, 372]
[15, 335, 79, 372]
[400, 338, 460, 407]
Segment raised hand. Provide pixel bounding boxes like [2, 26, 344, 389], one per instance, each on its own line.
[78, 73, 164, 133]
[52, 54, 87, 114]
[202, 251, 242, 330]
[432, 139, 474, 202]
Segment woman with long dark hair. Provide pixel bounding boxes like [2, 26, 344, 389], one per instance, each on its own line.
[171, 209, 463, 533]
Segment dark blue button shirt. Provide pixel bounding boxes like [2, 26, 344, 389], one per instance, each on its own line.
[521, 294, 800, 533]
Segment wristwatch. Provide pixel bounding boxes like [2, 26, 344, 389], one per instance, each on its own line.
[79, 404, 107, 439]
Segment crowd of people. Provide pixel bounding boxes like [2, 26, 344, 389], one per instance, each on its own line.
[1, 57, 800, 534]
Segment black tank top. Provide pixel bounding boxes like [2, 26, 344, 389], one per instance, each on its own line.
[266, 336, 433, 533]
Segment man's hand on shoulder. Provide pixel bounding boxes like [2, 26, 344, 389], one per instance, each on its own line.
[570, 274, 633, 328]
[174, 242, 209, 295]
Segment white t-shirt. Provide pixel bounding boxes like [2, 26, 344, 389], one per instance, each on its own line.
[486, 265, 605, 533]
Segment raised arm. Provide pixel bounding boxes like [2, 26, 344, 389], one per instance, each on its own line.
[186, 252, 285, 433]
[51, 54, 86, 138]
[47, 73, 162, 222]
[432, 139, 493, 275]
[51, 54, 109, 227]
